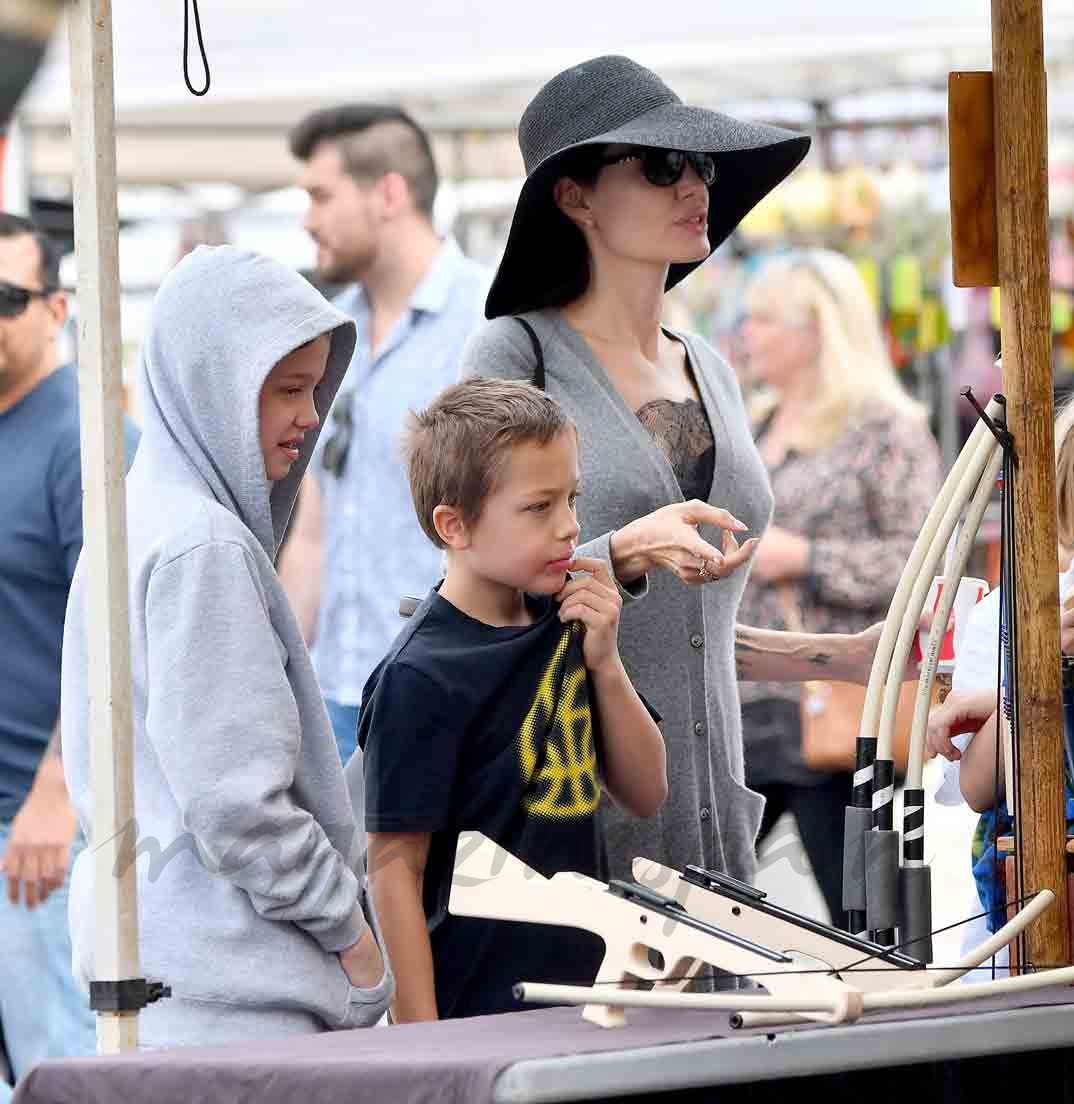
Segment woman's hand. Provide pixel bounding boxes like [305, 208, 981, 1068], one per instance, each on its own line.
[837, 606, 952, 685]
[925, 689, 997, 761]
[748, 524, 811, 584]
[557, 557, 624, 675]
[609, 500, 758, 586]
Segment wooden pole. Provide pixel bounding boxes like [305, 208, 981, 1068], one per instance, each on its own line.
[67, 0, 141, 1051]
[992, 0, 1071, 967]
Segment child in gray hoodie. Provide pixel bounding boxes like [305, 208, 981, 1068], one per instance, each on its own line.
[60, 246, 392, 1047]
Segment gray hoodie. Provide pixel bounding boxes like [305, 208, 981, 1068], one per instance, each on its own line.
[61, 246, 392, 1043]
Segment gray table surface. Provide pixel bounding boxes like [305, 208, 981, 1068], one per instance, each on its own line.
[13, 989, 1074, 1104]
[493, 992, 1074, 1102]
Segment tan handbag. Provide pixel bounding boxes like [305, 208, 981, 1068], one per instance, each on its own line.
[776, 585, 919, 774]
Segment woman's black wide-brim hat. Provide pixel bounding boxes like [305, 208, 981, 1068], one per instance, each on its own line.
[485, 55, 811, 319]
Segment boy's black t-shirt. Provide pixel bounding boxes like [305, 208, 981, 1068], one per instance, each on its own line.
[359, 589, 612, 1019]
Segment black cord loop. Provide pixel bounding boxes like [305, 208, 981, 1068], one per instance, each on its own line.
[183, 0, 211, 96]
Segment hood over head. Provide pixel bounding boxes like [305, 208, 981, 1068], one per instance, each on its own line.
[137, 245, 355, 557]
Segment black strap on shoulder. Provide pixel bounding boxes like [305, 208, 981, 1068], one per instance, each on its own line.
[514, 317, 545, 391]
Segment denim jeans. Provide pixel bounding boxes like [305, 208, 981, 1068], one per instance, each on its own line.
[0, 823, 95, 1102]
[325, 698, 361, 768]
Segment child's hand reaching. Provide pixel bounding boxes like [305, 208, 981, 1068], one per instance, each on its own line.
[557, 557, 623, 675]
[1062, 587, 1074, 654]
[925, 689, 997, 761]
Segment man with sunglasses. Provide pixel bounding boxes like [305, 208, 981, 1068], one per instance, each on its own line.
[281, 106, 488, 766]
[0, 212, 136, 1098]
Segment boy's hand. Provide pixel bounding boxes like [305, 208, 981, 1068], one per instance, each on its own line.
[1062, 587, 1074, 654]
[925, 689, 997, 761]
[339, 925, 386, 990]
[557, 557, 623, 674]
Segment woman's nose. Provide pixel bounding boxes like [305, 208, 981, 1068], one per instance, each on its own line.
[677, 162, 706, 195]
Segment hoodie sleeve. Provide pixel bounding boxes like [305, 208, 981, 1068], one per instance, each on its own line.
[145, 540, 365, 953]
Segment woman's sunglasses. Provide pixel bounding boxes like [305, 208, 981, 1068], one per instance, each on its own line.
[600, 147, 718, 189]
[0, 279, 57, 319]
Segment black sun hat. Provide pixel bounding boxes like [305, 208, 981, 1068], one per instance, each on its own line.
[485, 55, 811, 319]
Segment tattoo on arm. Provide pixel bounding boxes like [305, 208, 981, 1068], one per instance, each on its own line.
[734, 626, 762, 680]
[735, 624, 847, 682]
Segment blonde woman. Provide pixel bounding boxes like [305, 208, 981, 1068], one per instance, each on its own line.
[737, 249, 942, 926]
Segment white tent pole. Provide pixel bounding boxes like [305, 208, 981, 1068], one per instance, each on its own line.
[67, 0, 140, 1054]
[1, 114, 32, 216]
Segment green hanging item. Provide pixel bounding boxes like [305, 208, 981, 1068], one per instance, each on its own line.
[1052, 291, 1073, 334]
[889, 254, 924, 316]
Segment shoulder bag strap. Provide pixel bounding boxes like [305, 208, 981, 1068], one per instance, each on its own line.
[514, 316, 545, 391]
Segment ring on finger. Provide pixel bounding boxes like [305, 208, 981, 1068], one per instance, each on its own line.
[697, 561, 711, 580]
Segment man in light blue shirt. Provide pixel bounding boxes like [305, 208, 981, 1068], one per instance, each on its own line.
[281, 106, 488, 764]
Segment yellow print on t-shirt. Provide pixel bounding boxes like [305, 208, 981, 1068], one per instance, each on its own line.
[516, 624, 600, 820]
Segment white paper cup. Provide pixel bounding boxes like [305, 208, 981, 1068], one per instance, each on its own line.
[914, 576, 989, 667]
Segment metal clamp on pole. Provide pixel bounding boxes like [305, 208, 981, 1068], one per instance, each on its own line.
[90, 979, 172, 1013]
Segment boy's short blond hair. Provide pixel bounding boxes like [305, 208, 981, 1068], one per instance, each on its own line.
[402, 377, 576, 549]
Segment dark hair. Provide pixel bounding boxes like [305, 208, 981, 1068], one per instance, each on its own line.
[289, 104, 439, 217]
[0, 211, 62, 290]
[510, 146, 606, 314]
[402, 377, 576, 549]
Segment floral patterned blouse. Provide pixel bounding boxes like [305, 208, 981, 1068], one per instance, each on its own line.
[738, 403, 942, 715]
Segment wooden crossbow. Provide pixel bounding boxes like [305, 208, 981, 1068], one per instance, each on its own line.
[449, 830, 1070, 1028]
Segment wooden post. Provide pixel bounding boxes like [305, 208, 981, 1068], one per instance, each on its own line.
[992, 0, 1072, 967]
[68, 0, 141, 1051]
[948, 72, 998, 288]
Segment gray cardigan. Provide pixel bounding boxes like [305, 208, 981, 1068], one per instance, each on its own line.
[460, 309, 774, 884]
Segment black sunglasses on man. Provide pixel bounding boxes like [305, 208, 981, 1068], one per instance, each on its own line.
[0, 279, 58, 319]
[321, 392, 354, 478]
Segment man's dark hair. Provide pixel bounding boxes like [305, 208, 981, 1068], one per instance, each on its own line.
[289, 105, 438, 218]
[0, 211, 62, 290]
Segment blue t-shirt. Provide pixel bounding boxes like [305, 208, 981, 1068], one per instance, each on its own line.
[360, 589, 624, 1019]
[0, 364, 138, 821]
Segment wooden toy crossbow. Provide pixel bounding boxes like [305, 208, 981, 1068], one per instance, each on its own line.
[449, 830, 1071, 1028]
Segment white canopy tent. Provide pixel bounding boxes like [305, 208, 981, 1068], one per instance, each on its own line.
[19, 0, 1074, 188]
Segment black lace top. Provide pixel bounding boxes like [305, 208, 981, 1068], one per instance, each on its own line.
[635, 397, 715, 502]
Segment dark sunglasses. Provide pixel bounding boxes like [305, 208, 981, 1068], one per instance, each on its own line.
[321, 392, 353, 478]
[0, 279, 57, 319]
[600, 147, 718, 188]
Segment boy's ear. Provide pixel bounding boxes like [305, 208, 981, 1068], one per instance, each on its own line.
[432, 503, 470, 550]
